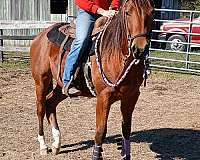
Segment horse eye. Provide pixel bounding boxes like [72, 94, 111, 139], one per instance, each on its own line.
[125, 10, 131, 16]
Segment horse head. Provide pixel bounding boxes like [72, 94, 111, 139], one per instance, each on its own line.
[122, 0, 154, 59]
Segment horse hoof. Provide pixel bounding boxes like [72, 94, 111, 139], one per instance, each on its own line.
[122, 155, 130, 160]
[40, 148, 48, 155]
[92, 157, 103, 160]
[52, 147, 60, 155]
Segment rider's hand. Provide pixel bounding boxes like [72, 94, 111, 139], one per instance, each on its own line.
[97, 8, 117, 18]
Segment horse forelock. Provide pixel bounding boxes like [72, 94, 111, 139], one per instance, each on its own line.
[123, 0, 154, 13]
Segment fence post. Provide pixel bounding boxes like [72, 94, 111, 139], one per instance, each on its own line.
[0, 29, 3, 62]
[67, 0, 76, 22]
[185, 12, 194, 69]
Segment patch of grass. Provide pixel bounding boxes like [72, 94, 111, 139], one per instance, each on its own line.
[150, 70, 194, 79]
[150, 51, 185, 60]
[3, 52, 30, 61]
[152, 70, 179, 78]
[189, 54, 200, 70]
[150, 51, 186, 68]
[150, 51, 200, 72]
[0, 61, 30, 70]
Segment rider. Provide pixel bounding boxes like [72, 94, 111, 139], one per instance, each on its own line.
[62, 0, 120, 95]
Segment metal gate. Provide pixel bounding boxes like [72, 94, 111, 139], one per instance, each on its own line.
[150, 8, 200, 74]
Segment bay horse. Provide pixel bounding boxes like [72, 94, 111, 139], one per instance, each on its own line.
[30, 0, 154, 159]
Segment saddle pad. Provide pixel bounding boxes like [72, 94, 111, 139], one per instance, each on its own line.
[47, 23, 74, 50]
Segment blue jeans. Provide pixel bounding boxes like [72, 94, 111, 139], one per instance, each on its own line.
[63, 9, 98, 86]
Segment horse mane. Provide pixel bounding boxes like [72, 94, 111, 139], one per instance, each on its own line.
[100, 13, 127, 56]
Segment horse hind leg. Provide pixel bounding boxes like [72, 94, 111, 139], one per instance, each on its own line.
[46, 84, 67, 155]
[35, 76, 52, 155]
[120, 91, 140, 160]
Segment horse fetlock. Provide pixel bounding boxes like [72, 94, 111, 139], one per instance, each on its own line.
[92, 156, 103, 160]
[121, 138, 130, 160]
[92, 153, 103, 160]
[51, 127, 61, 153]
[38, 135, 48, 151]
[121, 155, 131, 160]
[40, 148, 48, 155]
[38, 135, 48, 155]
[52, 141, 61, 149]
[92, 145, 103, 160]
[52, 146, 60, 155]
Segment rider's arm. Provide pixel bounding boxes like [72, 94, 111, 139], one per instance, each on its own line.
[75, 0, 119, 17]
[75, 0, 99, 14]
[111, 0, 120, 10]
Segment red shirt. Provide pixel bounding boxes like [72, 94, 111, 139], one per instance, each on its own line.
[75, 0, 120, 14]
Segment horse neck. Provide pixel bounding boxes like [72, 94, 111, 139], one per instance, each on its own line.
[98, 14, 129, 82]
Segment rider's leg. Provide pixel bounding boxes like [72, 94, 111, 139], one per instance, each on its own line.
[62, 9, 97, 94]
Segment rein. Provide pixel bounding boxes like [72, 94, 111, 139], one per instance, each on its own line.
[95, 3, 150, 88]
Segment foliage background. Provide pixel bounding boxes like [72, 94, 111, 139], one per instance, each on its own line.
[182, 0, 200, 10]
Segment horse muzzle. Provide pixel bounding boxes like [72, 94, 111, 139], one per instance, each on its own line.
[131, 44, 149, 60]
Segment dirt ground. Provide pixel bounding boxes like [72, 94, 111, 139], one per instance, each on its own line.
[0, 67, 200, 160]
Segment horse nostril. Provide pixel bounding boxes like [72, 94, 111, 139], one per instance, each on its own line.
[144, 44, 149, 54]
[138, 48, 145, 53]
[131, 44, 149, 59]
[131, 45, 136, 53]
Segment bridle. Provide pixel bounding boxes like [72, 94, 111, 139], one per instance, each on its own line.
[93, 0, 153, 90]
[122, 0, 151, 61]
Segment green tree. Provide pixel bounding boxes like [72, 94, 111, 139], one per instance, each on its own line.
[182, 0, 200, 10]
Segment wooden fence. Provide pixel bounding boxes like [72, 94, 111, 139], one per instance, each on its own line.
[0, 20, 55, 62]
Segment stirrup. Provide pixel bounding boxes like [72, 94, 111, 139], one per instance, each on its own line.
[62, 76, 73, 96]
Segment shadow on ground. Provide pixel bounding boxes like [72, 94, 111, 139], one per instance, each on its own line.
[61, 128, 200, 159]
[60, 140, 94, 154]
[131, 128, 200, 160]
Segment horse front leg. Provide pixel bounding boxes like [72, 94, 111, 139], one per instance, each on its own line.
[92, 89, 113, 160]
[46, 84, 67, 155]
[120, 91, 140, 160]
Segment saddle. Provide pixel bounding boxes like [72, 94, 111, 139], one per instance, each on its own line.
[47, 17, 108, 96]
[47, 17, 107, 51]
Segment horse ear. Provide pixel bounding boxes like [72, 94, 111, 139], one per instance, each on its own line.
[120, 0, 126, 6]
[150, 0, 155, 8]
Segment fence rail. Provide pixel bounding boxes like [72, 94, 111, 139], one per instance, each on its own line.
[0, 20, 55, 61]
[0, 20, 55, 29]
